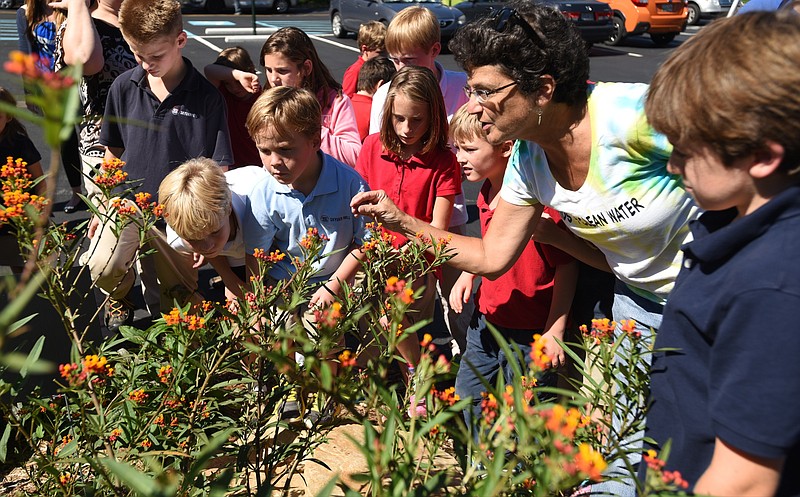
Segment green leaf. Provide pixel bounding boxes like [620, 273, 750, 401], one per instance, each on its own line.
[0, 352, 54, 374]
[0, 269, 48, 338]
[314, 475, 340, 497]
[185, 428, 236, 486]
[7, 313, 37, 335]
[20, 335, 46, 378]
[101, 458, 157, 496]
[0, 423, 11, 462]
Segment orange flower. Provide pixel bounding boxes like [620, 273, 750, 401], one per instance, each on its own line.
[186, 315, 205, 331]
[158, 365, 173, 384]
[129, 389, 148, 404]
[141, 439, 152, 449]
[108, 428, 123, 442]
[163, 308, 181, 326]
[58, 472, 73, 486]
[574, 443, 607, 481]
[529, 334, 552, 370]
[314, 301, 343, 329]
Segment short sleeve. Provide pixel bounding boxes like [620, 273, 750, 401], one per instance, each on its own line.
[241, 184, 278, 256]
[99, 80, 124, 148]
[434, 150, 462, 197]
[710, 289, 800, 459]
[500, 140, 543, 207]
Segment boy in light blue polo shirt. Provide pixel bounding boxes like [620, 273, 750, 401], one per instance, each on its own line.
[241, 86, 369, 309]
[241, 86, 369, 426]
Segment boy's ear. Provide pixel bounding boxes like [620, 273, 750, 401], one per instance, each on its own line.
[177, 31, 188, 49]
[500, 140, 514, 158]
[312, 133, 322, 151]
[429, 42, 441, 59]
[750, 140, 786, 179]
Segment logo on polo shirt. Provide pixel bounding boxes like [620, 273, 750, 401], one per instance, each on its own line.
[171, 106, 199, 119]
[321, 214, 350, 223]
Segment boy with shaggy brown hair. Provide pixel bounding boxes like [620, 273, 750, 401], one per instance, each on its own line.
[341, 20, 386, 98]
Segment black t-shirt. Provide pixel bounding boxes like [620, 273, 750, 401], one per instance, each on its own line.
[0, 131, 42, 167]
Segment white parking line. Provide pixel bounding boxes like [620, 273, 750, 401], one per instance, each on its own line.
[185, 29, 223, 53]
[308, 34, 359, 53]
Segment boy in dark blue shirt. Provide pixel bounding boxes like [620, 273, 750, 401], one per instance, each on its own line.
[643, 11, 800, 496]
[84, 0, 233, 332]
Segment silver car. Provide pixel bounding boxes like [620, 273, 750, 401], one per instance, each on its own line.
[330, 0, 466, 40]
[686, 0, 732, 24]
[181, 0, 297, 14]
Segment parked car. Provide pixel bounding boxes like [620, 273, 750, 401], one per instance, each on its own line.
[454, 0, 614, 46]
[329, 0, 467, 40]
[181, 0, 296, 14]
[0, 0, 21, 8]
[685, 0, 731, 24]
[601, 0, 687, 46]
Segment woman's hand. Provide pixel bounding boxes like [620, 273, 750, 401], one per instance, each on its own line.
[350, 190, 408, 231]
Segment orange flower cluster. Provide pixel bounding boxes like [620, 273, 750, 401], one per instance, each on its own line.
[94, 158, 128, 189]
[619, 319, 640, 339]
[432, 385, 460, 406]
[579, 318, 617, 344]
[643, 450, 689, 489]
[385, 276, 414, 304]
[53, 435, 72, 456]
[0, 157, 48, 225]
[161, 307, 205, 330]
[338, 350, 357, 368]
[132, 192, 163, 217]
[58, 472, 73, 486]
[110, 198, 137, 217]
[530, 333, 552, 370]
[59, 355, 113, 386]
[128, 389, 148, 404]
[5, 51, 74, 89]
[314, 301, 343, 329]
[157, 365, 173, 384]
[108, 428, 123, 442]
[569, 443, 607, 481]
[299, 226, 327, 249]
[542, 404, 587, 440]
[253, 247, 286, 263]
[480, 391, 499, 425]
[141, 439, 152, 449]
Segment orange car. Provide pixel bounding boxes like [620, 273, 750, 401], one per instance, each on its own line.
[600, 0, 687, 46]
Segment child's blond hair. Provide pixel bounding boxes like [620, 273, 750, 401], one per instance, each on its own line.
[449, 103, 484, 145]
[385, 7, 440, 55]
[158, 158, 231, 241]
[357, 21, 387, 52]
[246, 86, 321, 142]
[119, 0, 183, 44]
[380, 66, 448, 156]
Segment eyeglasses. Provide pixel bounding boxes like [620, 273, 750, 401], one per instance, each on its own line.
[462, 81, 518, 103]
[491, 7, 546, 52]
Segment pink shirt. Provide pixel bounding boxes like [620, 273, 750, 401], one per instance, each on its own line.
[318, 88, 362, 168]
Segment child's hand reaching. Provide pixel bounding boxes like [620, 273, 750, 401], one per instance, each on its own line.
[233, 70, 261, 94]
[309, 280, 341, 309]
[192, 253, 206, 269]
[449, 272, 474, 314]
[540, 330, 566, 368]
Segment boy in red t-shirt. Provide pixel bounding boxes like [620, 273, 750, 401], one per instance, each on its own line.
[351, 56, 396, 142]
[204, 46, 262, 168]
[341, 21, 386, 98]
[448, 105, 579, 430]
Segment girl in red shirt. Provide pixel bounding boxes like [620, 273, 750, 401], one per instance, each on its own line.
[355, 66, 462, 402]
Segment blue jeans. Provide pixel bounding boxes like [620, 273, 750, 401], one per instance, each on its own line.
[591, 281, 663, 497]
[454, 311, 554, 441]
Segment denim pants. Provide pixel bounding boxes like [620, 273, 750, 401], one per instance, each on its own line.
[590, 281, 663, 497]
[455, 311, 554, 440]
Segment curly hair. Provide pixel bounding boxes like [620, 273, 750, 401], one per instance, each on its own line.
[448, 1, 589, 107]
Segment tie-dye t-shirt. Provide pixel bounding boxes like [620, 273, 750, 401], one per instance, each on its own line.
[501, 82, 699, 304]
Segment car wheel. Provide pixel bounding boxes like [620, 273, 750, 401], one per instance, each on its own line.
[686, 3, 700, 25]
[206, 0, 225, 13]
[331, 12, 348, 38]
[0, 0, 15, 9]
[605, 15, 626, 46]
[651, 32, 677, 47]
[273, 0, 289, 13]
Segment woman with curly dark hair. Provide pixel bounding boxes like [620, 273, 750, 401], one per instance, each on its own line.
[351, 3, 700, 494]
